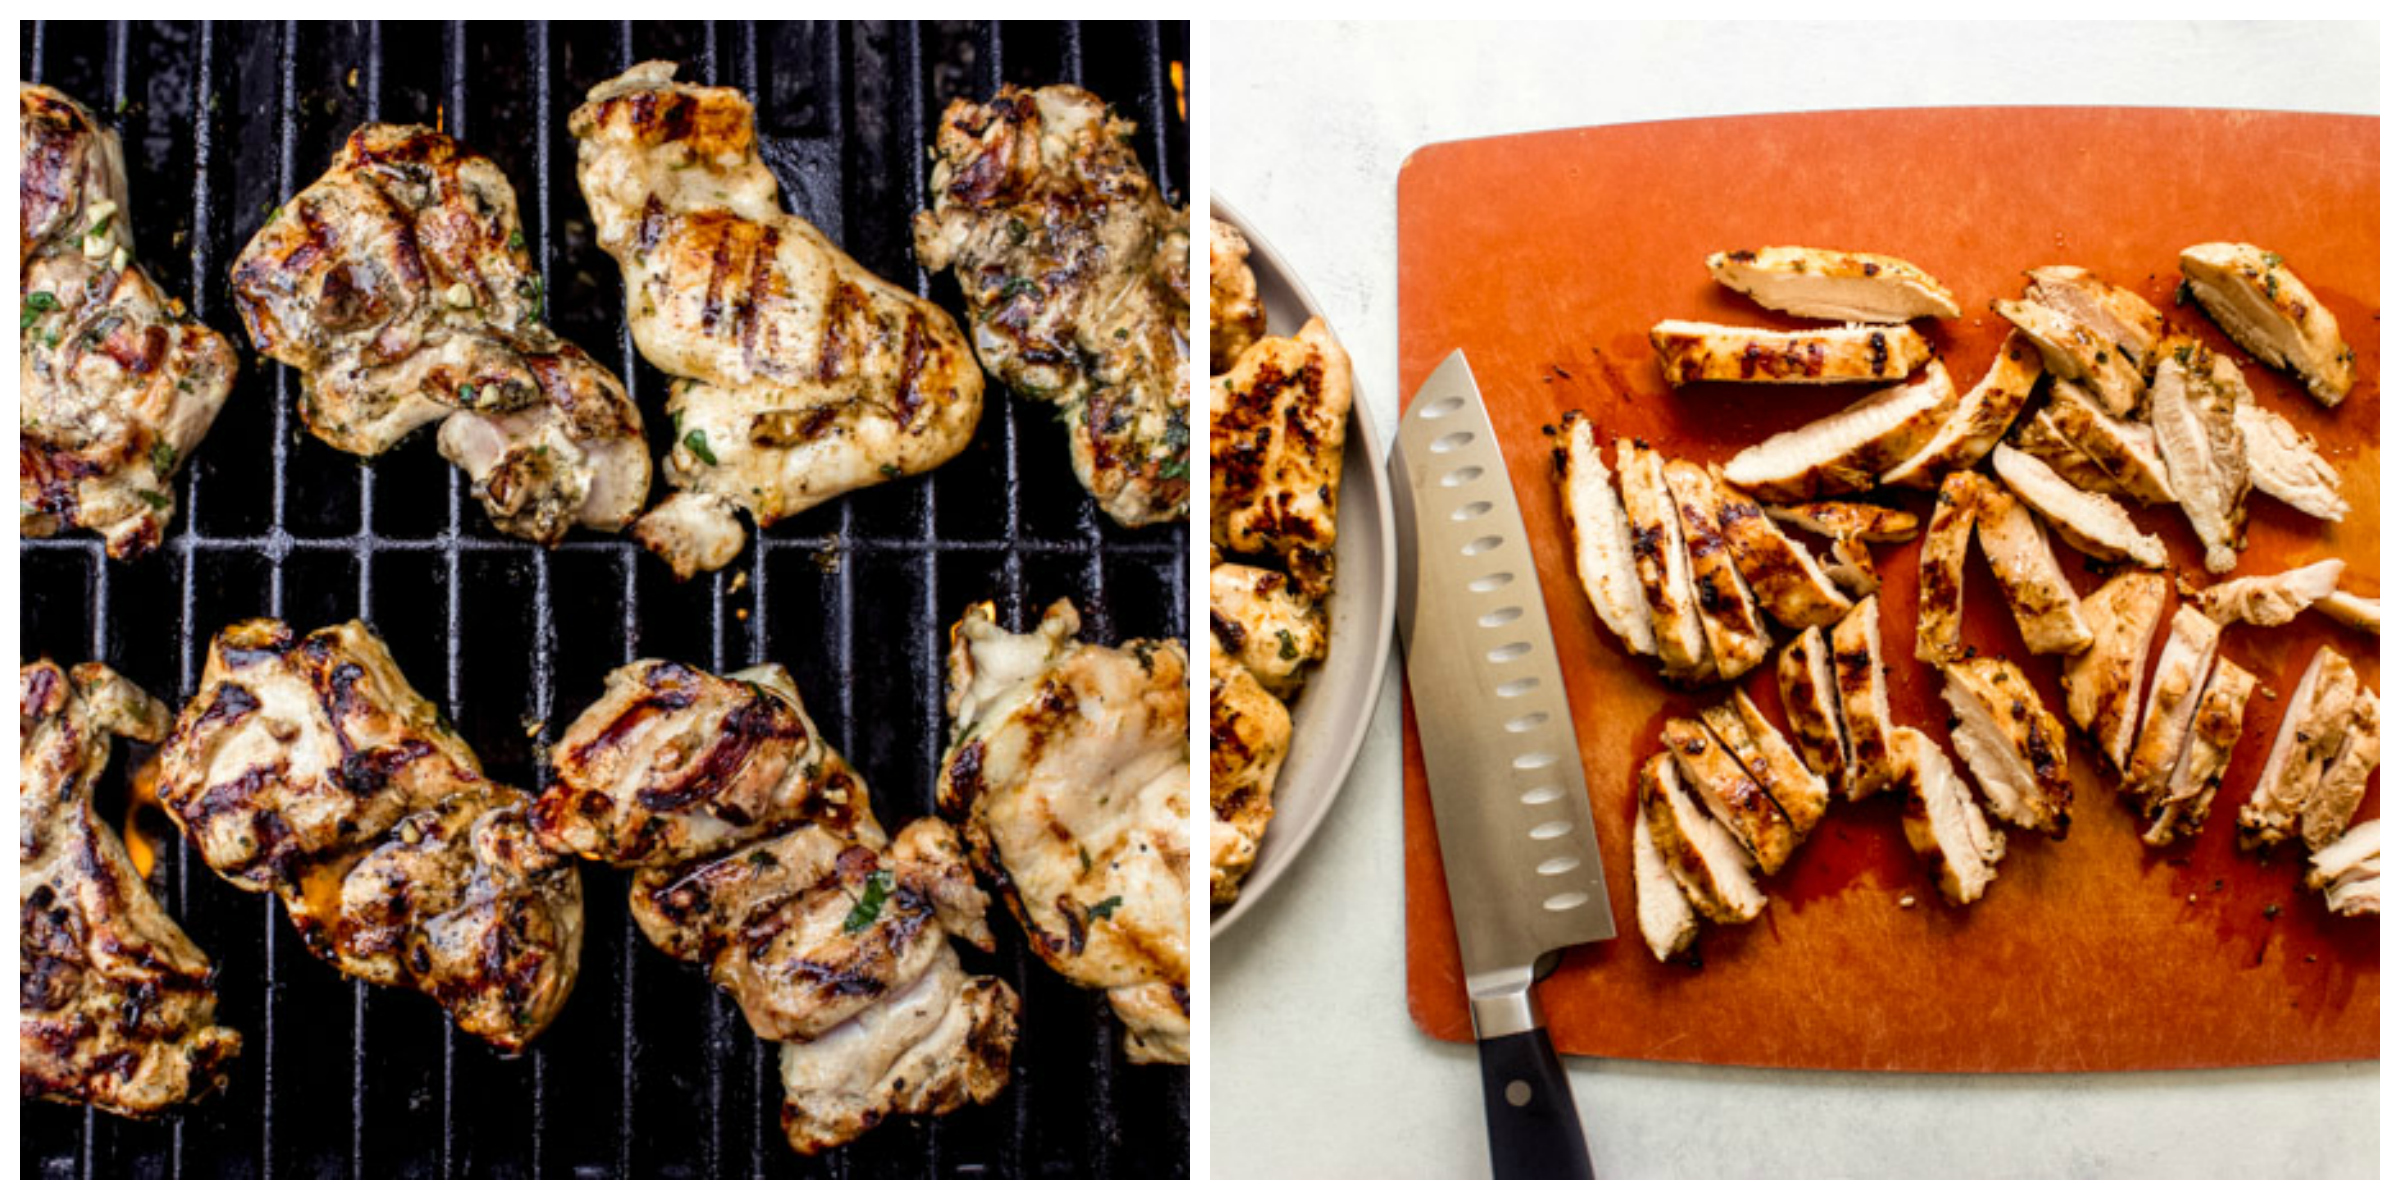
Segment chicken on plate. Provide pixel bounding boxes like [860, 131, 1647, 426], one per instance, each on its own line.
[1212, 317, 1354, 599]
[1208, 217, 1265, 374]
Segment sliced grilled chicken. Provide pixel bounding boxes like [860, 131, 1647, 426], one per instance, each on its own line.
[2315, 590, 2380, 633]
[1208, 217, 1265, 374]
[2239, 646, 2363, 849]
[2027, 265, 2163, 362]
[2179, 243, 2355, 406]
[1701, 690, 1830, 838]
[2301, 689, 2380, 853]
[2122, 608, 2226, 803]
[1211, 318, 1353, 598]
[1704, 246, 1961, 322]
[1662, 716, 1797, 876]
[21, 661, 242, 1116]
[1617, 439, 1713, 681]
[2148, 336, 2252, 571]
[2062, 571, 2170, 772]
[1829, 597, 1897, 800]
[1972, 481, 2093, 655]
[1995, 266, 2161, 417]
[1709, 468, 1852, 629]
[1915, 472, 1981, 664]
[1208, 630, 1290, 907]
[1551, 412, 1656, 654]
[1892, 727, 2005, 906]
[1939, 655, 2074, 837]
[1208, 560, 1324, 698]
[1639, 753, 1767, 924]
[1630, 813, 1699, 963]
[2148, 656, 2258, 845]
[1650, 320, 1932, 386]
[2007, 404, 2125, 495]
[1666, 458, 1771, 680]
[1721, 361, 1956, 502]
[2197, 559, 2345, 627]
[2045, 381, 2178, 505]
[1991, 444, 2167, 568]
[1883, 331, 2046, 488]
[1776, 626, 1850, 780]
[1767, 496, 1917, 600]
[2230, 398, 2346, 521]
[2306, 819, 2380, 917]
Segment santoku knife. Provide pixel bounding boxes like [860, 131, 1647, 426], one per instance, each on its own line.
[1390, 349, 1612, 1180]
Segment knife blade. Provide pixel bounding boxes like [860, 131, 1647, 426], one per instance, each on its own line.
[1390, 349, 1612, 1180]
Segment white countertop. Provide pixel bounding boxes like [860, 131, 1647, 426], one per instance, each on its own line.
[1207, 20, 2380, 1179]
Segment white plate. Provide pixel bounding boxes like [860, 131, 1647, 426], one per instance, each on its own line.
[1207, 197, 1397, 938]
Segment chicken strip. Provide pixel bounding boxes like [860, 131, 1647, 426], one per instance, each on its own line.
[1630, 813, 1699, 963]
[2048, 380, 2181, 505]
[21, 84, 237, 558]
[2315, 590, 2380, 634]
[1992, 444, 2167, 568]
[1701, 690, 1830, 839]
[2007, 404, 2125, 496]
[1208, 632, 1291, 906]
[2147, 336, 2251, 572]
[2197, 559, 2346, 627]
[1883, 331, 2046, 488]
[1639, 753, 1766, 925]
[2179, 243, 2354, 406]
[1892, 727, 2005, 906]
[570, 62, 984, 576]
[1550, 411, 1655, 654]
[1972, 481, 2093, 655]
[2062, 571, 2170, 772]
[1915, 472, 1981, 664]
[1650, 320, 1933, 387]
[1208, 560, 1324, 698]
[152, 620, 581, 1052]
[1666, 459, 1772, 680]
[2301, 690, 2380, 853]
[1722, 360, 1956, 502]
[1995, 266, 2162, 417]
[2148, 656, 2259, 846]
[2123, 608, 2227, 804]
[1708, 468, 1852, 629]
[1662, 716, 1797, 876]
[1940, 654, 2074, 837]
[2233, 398, 2347, 521]
[1616, 440, 1713, 681]
[916, 84, 1190, 525]
[232, 125, 649, 546]
[1776, 627, 1850, 780]
[1704, 246, 1960, 322]
[1829, 597, 1898, 800]
[942, 601, 1190, 1065]
[1767, 498, 1918, 599]
[1211, 318, 1354, 598]
[21, 661, 241, 1116]
[1208, 217, 1265, 374]
[2306, 820, 2380, 917]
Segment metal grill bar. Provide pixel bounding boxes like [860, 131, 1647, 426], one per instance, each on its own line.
[21, 19, 1190, 1180]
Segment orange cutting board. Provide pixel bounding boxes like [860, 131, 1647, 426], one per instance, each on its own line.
[1397, 108, 2379, 1071]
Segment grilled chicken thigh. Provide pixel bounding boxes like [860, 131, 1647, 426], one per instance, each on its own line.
[1616, 440, 1713, 680]
[231, 125, 648, 546]
[1892, 727, 2005, 905]
[1704, 246, 1960, 322]
[1551, 412, 1657, 653]
[1649, 320, 1931, 386]
[1940, 655, 2074, 837]
[916, 84, 1191, 526]
[1972, 481, 2092, 656]
[1208, 560, 1325, 697]
[2306, 820, 2380, 917]
[1708, 468, 1852, 629]
[1207, 632, 1291, 907]
[21, 661, 241, 1116]
[537, 657, 1018, 1151]
[1666, 459, 1772, 680]
[2179, 243, 2355, 406]
[2123, 608, 2226, 804]
[151, 621, 581, 1052]
[2149, 656, 2258, 846]
[1994, 266, 2161, 417]
[1914, 472, 1981, 664]
[1767, 499, 1917, 598]
[21, 85, 237, 558]
[2042, 380, 2179, 505]
[2232, 398, 2347, 520]
[2147, 336, 2251, 572]
[1883, 331, 2045, 488]
[1640, 753, 1767, 925]
[1663, 717, 1797, 876]
[1991, 444, 2167, 568]
[2062, 571, 2170, 772]
[1630, 810, 1700, 962]
[1777, 626, 1851, 781]
[1208, 217, 1264, 374]
[2197, 559, 2345, 627]
[1721, 361, 1955, 502]
[1830, 598, 1898, 800]
[569, 63, 984, 576]
[942, 601, 1190, 1065]
[1211, 318, 1354, 599]
[1700, 691, 1829, 838]
[2007, 405, 2125, 496]
[2240, 646, 2363, 849]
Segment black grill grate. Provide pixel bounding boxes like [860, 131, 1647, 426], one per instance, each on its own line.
[21, 19, 1190, 1179]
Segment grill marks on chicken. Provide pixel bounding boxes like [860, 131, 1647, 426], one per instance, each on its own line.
[230, 125, 648, 547]
[1995, 266, 2162, 418]
[2179, 243, 2354, 406]
[21, 85, 237, 559]
[915, 83, 1189, 527]
[1207, 624, 1291, 907]
[2062, 571, 2170, 774]
[1883, 332, 2044, 489]
[1649, 320, 1931, 386]
[151, 621, 581, 1052]
[942, 601, 1190, 1066]
[1972, 480, 2092, 656]
[1704, 246, 1961, 323]
[1211, 318, 1354, 599]
[1914, 472, 1981, 664]
[2149, 655, 2257, 847]
[1992, 444, 2167, 569]
[1722, 361, 1956, 503]
[2239, 646, 2364, 850]
[569, 63, 983, 576]
[1939, 654, 2074, 837]
[21, 661, 242, 1116]
[537, 658, 1017, 1153]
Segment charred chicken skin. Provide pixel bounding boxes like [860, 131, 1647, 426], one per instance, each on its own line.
[570, 62, 984, 577]
[21, 661, 242, 1116]
[942, 600, 1191, 1066]
[536, 659, 1018, 1155]
[915, 84, 1192, 528]
[149, 620, 582, 1053]
[21, 84, 237, 558]
[230, 125, 650, 546]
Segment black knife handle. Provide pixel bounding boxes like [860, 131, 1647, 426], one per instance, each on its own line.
[1477, 1027, 1595, 1179]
